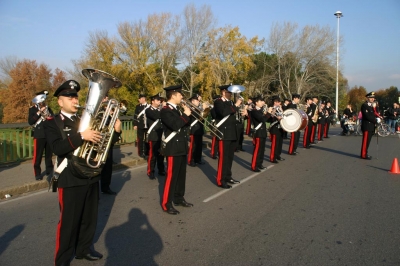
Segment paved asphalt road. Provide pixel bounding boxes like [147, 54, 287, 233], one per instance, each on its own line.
[1, 128, 400, 266]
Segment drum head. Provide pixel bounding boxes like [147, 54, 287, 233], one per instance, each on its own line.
[281, 109, 301, 132]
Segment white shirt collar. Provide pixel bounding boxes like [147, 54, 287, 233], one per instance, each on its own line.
[61, 110, 76, 120]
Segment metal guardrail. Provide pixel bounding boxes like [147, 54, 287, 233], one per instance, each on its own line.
[0, 118, 136, 164]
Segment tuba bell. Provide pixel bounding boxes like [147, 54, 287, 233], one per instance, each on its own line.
[73, 69, 122, 168]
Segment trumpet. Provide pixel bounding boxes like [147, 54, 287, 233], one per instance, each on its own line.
[268, 106, 284, 118]
[181, 99, 224, 139]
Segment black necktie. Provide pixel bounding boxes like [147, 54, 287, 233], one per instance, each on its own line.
[71, 115, 77, 122]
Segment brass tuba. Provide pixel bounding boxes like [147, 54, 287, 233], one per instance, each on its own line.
[74, 69, 122, 168]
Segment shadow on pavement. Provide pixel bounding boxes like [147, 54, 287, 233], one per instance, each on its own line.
[0, 224, 25, 256]
[104, 208, 162, 266]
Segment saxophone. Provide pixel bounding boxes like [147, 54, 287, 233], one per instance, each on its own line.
[74, 69, 122, 168]
[311, 103, 319, 123]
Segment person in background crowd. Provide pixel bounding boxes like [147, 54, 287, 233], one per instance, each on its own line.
[324, 101, 335, 137]
[235, 95, 245, 152]
[385, 102, 398, 134]
[28, 90, 54, 181]
[133, 94, 149, 159]
[188, 94, 206, 166]
[341, 104, 354, 136]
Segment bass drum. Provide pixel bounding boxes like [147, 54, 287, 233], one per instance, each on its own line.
[280, 109, 308, 132]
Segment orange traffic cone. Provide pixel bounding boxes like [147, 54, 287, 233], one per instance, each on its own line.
[389, 158, 400, 174]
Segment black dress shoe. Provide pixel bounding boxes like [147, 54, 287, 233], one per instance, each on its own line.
[239, 148, 245, 151]
[188, 162, 196, 167]
[259, 166, 266, 169]
[165, 207, 180, 215]
[211, 156, 218, 159]
[294, 151, 299, 154]
[218, 184, 232, 189]
[174, 200, 194, 207]
[227, 178, 240, 184]
[101, 189, 117, 195]
[158, 171, 166, 176]
[325, 136, 330, 138]
[271, 160, 279, 163]
[252, 168, 261, 172]
[75, 251, 103, 261]
[277, 157, 285, 161]
[35, 175, 43, 180]
[195, 161, 205, 165]
[147, 173, 156, 180]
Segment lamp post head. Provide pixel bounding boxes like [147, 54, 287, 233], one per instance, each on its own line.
[334, 11, 343, 18]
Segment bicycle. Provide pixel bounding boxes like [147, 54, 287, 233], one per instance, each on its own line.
[376, 118, 390, 137]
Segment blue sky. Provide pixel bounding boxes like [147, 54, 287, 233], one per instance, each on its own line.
[0, 0, 399, 92]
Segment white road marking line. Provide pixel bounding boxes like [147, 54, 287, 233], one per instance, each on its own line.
[203, 165, 275, 203]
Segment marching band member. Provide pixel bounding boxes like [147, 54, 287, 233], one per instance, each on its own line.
[287, 94, 301, 155]
[235, 95, 245, 152]
[303, 96, 314, 149]
[214, 85, 242, 189]
[133, 94, 149, 158]
[28, 90, 54, 180]
[310, 96, 319, 144]
[160, 85, 193, 215]
[145, 94, 165, 179]
[281, 98, 290, 139]
[324, 101, 335, 138]
[210, 95, 220, 159]
[317, 101, 327, 141]
[45, 80, 121, 265]
[360, 92, 377, 159]
[250, 96, 268, 172]
[267, 97, 284, 163]
[188, 94, 206, 166]
[245, 97, 254, 136]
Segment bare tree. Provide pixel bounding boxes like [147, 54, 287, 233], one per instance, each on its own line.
[266, 22, 338, 100]
[0, 56, 18, 84]
[179, 3, 216, 94]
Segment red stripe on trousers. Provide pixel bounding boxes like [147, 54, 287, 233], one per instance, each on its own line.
[318, 124, 322, 140]
[33, 139, 37, 176]
[251, 138, 259, 170]
[216, 141, 224, 186]
[54, 188, 64, 264]
[361, 131, 369, 158]
[188, 135, 194, 164]
[162, 157, 174, 210]
[211, 136, 216, 157]
[246, 117, 251, 135]
[303, 127, 308, 147]
[289, 132, 295, 154]
[147, 141, 153, 175]
[270, 134, 276, 161]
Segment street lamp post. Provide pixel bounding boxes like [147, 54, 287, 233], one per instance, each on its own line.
[334, 11, 343, 119]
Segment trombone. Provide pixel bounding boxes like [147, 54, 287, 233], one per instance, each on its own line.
[180, 99, 224, 140]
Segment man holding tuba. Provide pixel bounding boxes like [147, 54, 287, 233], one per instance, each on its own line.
[44, 80, 121, 265]
[28, 90, 54, 180]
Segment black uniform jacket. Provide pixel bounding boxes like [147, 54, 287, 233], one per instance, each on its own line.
[306, 104, 313, 126]
[251, 108, 268, 138]
[189, 110, 204, 135]
[361, 102, 377, 132]
[160, 103, 190, 156]
[267, 112, 281, 135]
[133, 103, 149, 129]
[287, 102, 297, 110]
[28, 105, 54, 139]
[317, 107, 326, 124]
[145, 106, 162, 141]
[213, 98, 237, 141]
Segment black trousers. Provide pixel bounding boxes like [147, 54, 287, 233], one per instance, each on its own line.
[33, 138, 53, 177]
[270, 131, 283, 161]
[147, 140, 165, 175]
[304, 123, 313, 148]
[361, 130, 374, 158]
[216, 140, 236, 186]
[136, 128, 149, 156]
[324, 119, 331, 137]
[235, 125, 244, 150]
[210, 136, 219, 158]
[188, 134, 203, 164]
[288, 131, 300, 154]
[162, 155, 187, 210]
[311, 123, 317, 143]
[251, 137, 266, 170]
[317, 123, 325, 141]
[100, 146, 113, 192]
[55, 182, 99, 266]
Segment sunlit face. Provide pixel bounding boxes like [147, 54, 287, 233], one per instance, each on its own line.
[222, 90, 232, 100]
[368, 97, 375, 103]
[274, 100, 280, 107]
[139, 97, 146, 104]
[255, 100, 264, 108]
[313, 98, 318, 104]
[152, 99, 161, 108]
[293, 98, 300, 104]
[191, 99, 199, 106]
[170, 92, 183, 105]
[58, 95, 79, 114]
